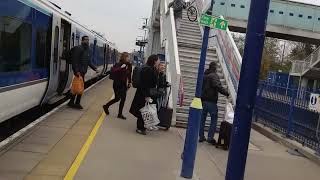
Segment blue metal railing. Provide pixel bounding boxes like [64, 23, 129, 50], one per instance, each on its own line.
[255, 82, 320, 151]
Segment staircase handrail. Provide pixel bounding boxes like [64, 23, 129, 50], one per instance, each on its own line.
[290, 45, 320, 76]
[290, 60, 304, 75]
[193, 1, 240, 105]
[160, 0, 182, 124]
[212, 26, 241, 105]
[303, 46, 320, 74]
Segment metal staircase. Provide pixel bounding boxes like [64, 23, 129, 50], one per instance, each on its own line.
[175, 11, 228, 128]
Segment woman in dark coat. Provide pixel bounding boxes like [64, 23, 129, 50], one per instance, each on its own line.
[130, 55, 160, 135]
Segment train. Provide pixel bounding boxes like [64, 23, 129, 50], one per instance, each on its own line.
[0, 0, 119, 123]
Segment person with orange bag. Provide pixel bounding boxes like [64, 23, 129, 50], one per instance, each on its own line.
[71, 75, 84, 95]
[68, 36, 99, 109]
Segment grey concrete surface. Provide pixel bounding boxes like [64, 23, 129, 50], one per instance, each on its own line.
[0, 78, 114, 180]
[75, 89, 320, 180]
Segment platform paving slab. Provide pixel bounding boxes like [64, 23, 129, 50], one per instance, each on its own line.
[0, 78, 113, 180]
[75, 89, 320, 180]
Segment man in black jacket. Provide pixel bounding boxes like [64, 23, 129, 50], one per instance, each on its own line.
[68, 35, 99, 109]
[199, 62, 229, 144]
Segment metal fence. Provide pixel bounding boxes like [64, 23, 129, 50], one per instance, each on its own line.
[254, 82, 320, 152]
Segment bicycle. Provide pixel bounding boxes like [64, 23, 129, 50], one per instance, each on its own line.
[186, 0, 198, 22]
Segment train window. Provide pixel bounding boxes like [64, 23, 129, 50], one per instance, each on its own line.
[270, 10, 274, 13]
[53, 26, 59, 64]
[36, 28, 51, 68]
[231, 4, 235, 7]
[0, 16, 32, 73]
[308, 16, 312, 19]
[220, 2, 225, 5]
[279, 11, 284, 15]
[72, 33, 75, 47]
[240, 5, 245, 8]
[75, 34, 80, 46]
[289, 13, 294, 16]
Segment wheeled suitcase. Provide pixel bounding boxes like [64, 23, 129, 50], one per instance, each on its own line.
[216, 121, 232, 150]
[157, 86, 172, 130]
[158, 107, 173, 130]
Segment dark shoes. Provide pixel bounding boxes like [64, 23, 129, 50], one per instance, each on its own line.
[207, 139, 217, 145]
[199, 136, 216, 145]
[136, 129, 146, 135]
[103, 105, 126, 120]
[199, 137, 207, 143]
[103, 105, 110, 115]
[68, 102, 75, 108]
[74, 104, 83, 110]
[68, 102, 83, 110]
[117, 114, 127, 120]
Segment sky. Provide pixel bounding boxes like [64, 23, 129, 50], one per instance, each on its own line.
[48, 0, 320, 52]
[50, 0, 153, 52]
[289, 0, 320, 6]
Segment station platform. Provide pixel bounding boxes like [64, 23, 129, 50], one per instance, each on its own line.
[0, 78, 319, 180]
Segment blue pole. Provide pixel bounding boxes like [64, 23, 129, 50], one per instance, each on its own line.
[225, 0, 271, 179]
[180, 1, 213, 178]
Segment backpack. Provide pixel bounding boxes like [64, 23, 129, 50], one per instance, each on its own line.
[132, 66, 144, 88]
[109, 66, 116, 80]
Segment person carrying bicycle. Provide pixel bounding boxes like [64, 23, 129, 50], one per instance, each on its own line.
[168, 0, 186, 30]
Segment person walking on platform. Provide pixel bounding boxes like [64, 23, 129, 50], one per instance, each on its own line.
[199, 62, 229, 144]
[168, 0, 186, 30]
[68, 35, 99, 110]
[103, 52, 132, 120]
[130, 55, 160, 135]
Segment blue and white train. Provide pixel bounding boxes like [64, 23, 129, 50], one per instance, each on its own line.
[0, 0, 118, 123]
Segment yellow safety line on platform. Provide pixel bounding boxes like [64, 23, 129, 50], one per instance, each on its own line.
[64, 112, 106, 180]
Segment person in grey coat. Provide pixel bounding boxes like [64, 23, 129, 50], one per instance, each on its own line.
[68, 35, 99, 109]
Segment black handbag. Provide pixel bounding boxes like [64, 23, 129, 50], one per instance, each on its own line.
[150, 88, 162, 97]
[158, 86, 173, 130]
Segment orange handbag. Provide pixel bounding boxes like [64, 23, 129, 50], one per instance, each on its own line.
[71, 76, 84, 95]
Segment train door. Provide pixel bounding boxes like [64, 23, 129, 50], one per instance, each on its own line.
[102, 44, 107, 73]
[106, 46, 110, 66]
[41, 15, 61, 104]
[105, 45, 110, 72]
[113, 49, 117, 65]
[56, 19, 71, 94]
[63, 30, 76, 89]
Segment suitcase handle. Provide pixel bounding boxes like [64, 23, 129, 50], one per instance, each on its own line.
[164, 86, 172, 108]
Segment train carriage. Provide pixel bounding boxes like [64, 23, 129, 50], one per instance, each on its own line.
[0, 0, 117, 123]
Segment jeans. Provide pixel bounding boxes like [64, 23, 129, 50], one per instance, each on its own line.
[199, 101, 218, 141]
